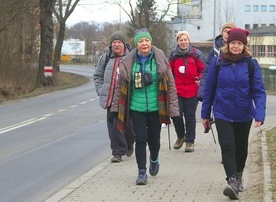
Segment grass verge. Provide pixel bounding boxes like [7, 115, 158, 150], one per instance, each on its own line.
[0, 71, 90, 104]
[266, 127, 276, 201]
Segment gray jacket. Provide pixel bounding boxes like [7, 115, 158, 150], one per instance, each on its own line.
[93, 44, 132, 109]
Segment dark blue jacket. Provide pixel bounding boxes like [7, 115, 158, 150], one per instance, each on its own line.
[201, 56, 266, 123]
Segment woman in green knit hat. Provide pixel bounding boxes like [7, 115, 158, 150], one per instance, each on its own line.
[110, 28, 179, 185]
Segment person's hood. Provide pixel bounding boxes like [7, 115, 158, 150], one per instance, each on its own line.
[214, 35, 225, 49]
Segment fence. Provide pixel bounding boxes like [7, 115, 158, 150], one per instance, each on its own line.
[262, 68, 276, 92]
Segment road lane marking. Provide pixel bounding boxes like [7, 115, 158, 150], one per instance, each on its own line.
[0, 98, 98, 135]
[0, 117, 47, 134]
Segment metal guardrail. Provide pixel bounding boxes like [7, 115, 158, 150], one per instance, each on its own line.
[262, 68, 276, 92]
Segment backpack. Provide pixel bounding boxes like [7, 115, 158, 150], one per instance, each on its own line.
[215, 57, 254, 88]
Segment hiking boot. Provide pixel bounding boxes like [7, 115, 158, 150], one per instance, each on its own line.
[223, 176, 239, 200]
[126, 145, 134, 157]
[173, 137, 186, 149]
[136, 170, 148, 185]
[149, 157, 159, 176]
[111, 154, 121, 163]
[185, 142, 194, 152]
[237, 172, 244, 192]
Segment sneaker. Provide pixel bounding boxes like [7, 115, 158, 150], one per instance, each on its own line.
[126, 145, 134, 157]
[149, 157, 159, 176]
[223, 176, 239, 200]
[136, 170, 148, 185]
[237, 172, 244, 192]
[111, 155, 121, 163]
[185, 142, 194, 152]
[173, 137, 186, 149]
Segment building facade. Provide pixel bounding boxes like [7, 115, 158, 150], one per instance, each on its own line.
[166, 0, 276, 65]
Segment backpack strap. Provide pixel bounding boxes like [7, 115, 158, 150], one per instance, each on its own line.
[247, 57, 254, 82]
[247, 57, 254, 92]
[103, 52, 110, 69]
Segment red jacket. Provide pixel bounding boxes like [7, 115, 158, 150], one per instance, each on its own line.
[169, 46, 206, 98]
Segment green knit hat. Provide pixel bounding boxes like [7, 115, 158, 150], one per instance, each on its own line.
[134, 28, 152, 46]
[110, 31, 126, 45]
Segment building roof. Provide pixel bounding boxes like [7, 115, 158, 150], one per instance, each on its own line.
[248, 26, 276, 36]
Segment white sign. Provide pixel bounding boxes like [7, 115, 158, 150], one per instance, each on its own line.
[44, 66, 53, 77]
[61, 39, 85, 55]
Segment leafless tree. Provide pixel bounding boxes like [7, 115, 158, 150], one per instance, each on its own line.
[110, 0, 174, 53]
[0, 0, 40, 97]
[52, 0, 80, 71]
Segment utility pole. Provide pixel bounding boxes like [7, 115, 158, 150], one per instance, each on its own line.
[119, 0, 122, 31]
[213, 0, 217, 40]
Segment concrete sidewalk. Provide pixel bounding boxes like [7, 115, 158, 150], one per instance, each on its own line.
[45, 115, 275, 202]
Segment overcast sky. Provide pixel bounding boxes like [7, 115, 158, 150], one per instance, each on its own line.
[66, 0, 177, 26]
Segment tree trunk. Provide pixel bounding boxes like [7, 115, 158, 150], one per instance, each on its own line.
[53, 21, 66, 72]
[38, 0, 55, 86]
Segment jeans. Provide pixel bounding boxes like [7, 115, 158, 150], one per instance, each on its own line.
[215, 118, 252, 178]
[107, 108, 135, 155]
[130, 110, 161, 171]
[172, 96, 198, 143]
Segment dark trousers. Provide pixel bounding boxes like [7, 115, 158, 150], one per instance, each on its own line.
[130, 110, 161, 171]
[172, 96, 198, 143]
[215, 118, 252, 179]
[107, 108, 135, 155]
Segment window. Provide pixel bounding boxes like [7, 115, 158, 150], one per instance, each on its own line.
[269, 5, 275, 12]
[251, 46, 257, 57]
[267, 45, 276, 57]
[270, 24, 275, 26]
[245, 24, 250, 29]
[253, 5, 258, 12]
[253, 24, 258, 29]
[245, 5, 250, 12]
[261, 24, 266, 27]
[261, 5, 266, 12]
[267, 46, 273, 57]
[257, 45, 265, 56]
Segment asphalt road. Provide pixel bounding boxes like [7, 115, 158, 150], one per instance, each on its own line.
[0, 65, 110, 202]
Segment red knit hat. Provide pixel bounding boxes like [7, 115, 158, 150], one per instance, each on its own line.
[227, 28, 250, 45]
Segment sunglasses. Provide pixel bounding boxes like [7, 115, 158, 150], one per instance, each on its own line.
[134, 28, 149, 35]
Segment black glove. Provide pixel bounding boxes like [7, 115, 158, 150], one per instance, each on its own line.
[107, 112, 118, 124]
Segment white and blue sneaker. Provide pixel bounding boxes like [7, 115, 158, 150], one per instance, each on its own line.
[136, 169, 148, 185]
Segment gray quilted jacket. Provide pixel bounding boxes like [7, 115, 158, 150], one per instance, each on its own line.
[93, 44, 132, 109]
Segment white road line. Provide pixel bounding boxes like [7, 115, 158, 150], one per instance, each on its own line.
[0, 99, 95, 135]
[0, 117, 47, 134]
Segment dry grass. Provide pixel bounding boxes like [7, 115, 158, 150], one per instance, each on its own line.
[266, 127, 276, 201]
[0, 71, 90, 104]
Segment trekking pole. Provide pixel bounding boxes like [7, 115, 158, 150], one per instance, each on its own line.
[168, 125, 171, 150]
[210, 118, 216, 144]
[210, 126, 216, 144]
